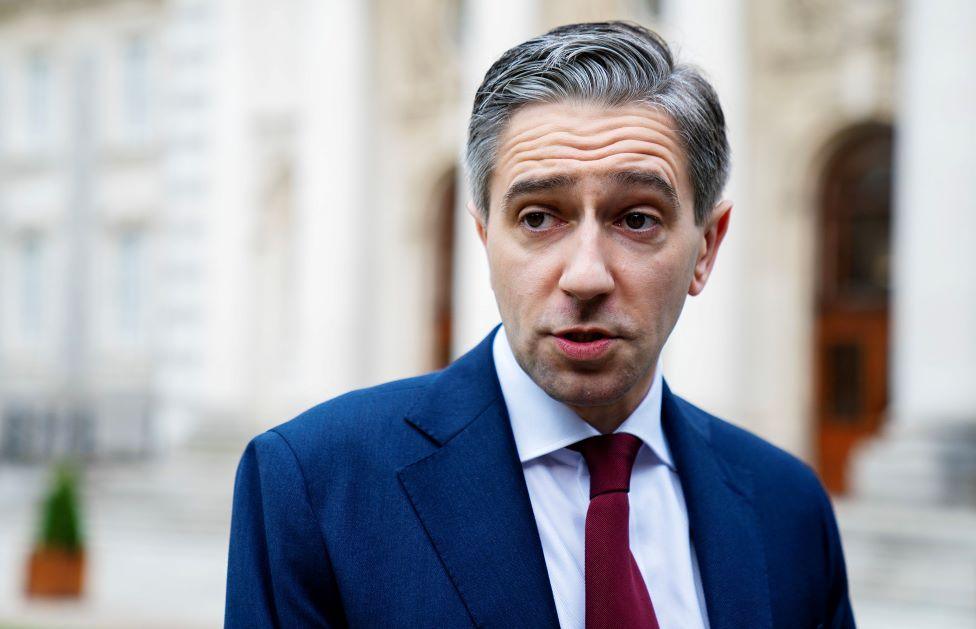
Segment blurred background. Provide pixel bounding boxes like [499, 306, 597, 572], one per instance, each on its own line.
[0, 0, 973, 627]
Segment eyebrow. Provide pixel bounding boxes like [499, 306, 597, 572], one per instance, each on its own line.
[502, 174, 577, 210]
[608, 170, 680, 209]
[501, 169, 680, 212]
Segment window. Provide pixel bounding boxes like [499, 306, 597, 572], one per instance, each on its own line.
[644, 0, 662, 18]
[25, 49, 51, 147]
[116, 227, 145, 337]
[819, 124, 892, 304]
[123, 35, 150, 139]
[0, 69, 6, 151]
[630, 0, 663, 22]
[18, 232, 44, 338]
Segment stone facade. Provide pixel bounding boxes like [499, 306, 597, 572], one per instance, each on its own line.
[1, 0, 973, 625]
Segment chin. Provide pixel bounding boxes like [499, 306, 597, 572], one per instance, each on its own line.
[538, 371, 635, 408]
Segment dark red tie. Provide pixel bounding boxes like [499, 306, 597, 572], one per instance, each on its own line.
[570, 433, 660, 629]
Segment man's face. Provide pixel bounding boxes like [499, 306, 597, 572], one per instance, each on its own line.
[475, 100, 730, 425]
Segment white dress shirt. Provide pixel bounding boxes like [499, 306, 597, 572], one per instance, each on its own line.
[493, 327, 710, 629]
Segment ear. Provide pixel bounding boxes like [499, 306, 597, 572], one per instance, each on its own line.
[467, 200, 488, 247]
[688, 200, 732, 296]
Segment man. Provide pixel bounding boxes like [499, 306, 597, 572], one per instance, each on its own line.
[225, 22, 855, 628]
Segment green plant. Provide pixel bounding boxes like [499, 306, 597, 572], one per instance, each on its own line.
[36, 461, 84, 552]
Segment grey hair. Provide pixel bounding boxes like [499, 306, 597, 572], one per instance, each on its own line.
[465, 21, 729, 225]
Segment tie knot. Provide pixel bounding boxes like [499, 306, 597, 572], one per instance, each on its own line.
[569, 432, 643, 498]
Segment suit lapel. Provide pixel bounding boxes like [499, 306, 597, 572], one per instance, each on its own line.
[662, 381, 773, 629]
[398, 328, 560, 628]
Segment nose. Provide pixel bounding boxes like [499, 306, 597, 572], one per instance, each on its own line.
[558, 220, 615, 301]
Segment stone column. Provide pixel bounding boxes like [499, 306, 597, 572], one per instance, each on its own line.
[452, 0, 538, 357]
[204, 0, 250, 428]
[659, 0, 754, 427]
[851, 0, 976, 506]
[293, 0, 371, 405]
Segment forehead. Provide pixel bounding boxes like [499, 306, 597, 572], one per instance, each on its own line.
[491, 100, 691, 207]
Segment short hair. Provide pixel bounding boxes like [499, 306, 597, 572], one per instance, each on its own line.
[465, 21, 729, 225]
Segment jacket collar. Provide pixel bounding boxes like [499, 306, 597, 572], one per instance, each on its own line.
[399, 326, 771, 629]
[492, 324, 673, 468]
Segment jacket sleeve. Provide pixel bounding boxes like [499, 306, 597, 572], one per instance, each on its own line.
[819, 486, 856, 629]
[225, 430, 346, 628]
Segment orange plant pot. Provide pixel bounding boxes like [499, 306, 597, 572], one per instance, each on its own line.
[25, 547, 85, 598]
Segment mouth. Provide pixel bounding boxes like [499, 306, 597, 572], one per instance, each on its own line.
[558, 330, 610, 342]
[550, 328, 618, 361]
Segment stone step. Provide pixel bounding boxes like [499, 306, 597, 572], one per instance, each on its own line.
[835, 498, 976, 617]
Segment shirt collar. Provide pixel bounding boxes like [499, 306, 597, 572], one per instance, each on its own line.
[492, 325, 674, 470]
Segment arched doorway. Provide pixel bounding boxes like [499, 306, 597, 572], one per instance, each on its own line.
[814, 123, 893, 494]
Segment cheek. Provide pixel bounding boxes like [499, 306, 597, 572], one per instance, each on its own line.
[488, 239, 559, 315]
[624, 251, 694, 318]
[634, 266, 678, 305]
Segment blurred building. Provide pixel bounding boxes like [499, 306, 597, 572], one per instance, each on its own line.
[0, 0, 973, 627]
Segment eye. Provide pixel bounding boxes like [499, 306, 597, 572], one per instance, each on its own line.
[616, 211, 659, 232]
[520, 210, 560, 231]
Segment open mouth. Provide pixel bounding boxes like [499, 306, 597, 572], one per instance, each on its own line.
[551, 329, 616, 361]
[559, 331, 610, 343]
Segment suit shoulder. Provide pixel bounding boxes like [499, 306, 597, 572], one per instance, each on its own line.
[265, 372, 437, 453]
[676, 396, 826, 502]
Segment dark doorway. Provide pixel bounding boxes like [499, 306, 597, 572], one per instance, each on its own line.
[814, 123, 893, 494]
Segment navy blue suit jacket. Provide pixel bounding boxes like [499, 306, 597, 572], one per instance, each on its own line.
[225, 327, 855, 628]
